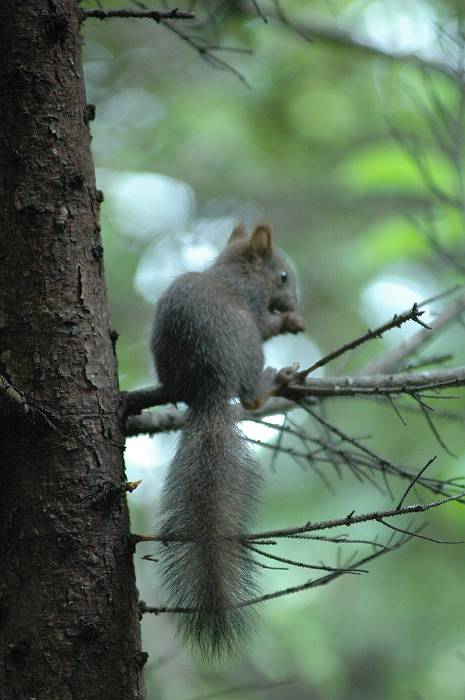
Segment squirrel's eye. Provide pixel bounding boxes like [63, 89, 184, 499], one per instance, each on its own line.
[279, 271, 288, 284]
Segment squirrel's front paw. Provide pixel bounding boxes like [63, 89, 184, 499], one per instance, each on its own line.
[281, 311, 305, 334]
[275, 362, 300, 387]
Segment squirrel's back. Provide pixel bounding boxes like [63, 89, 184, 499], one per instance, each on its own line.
[152, 269, 264, 406]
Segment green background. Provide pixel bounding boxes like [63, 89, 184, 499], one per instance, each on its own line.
[82, 2, 465, 698]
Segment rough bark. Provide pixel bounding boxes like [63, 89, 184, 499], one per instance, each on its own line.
[0, 2, 146, 698]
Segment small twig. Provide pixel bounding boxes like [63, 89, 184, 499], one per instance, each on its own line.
[245, 543, 367, 574]
[361, 293, 465, 375]
[399, 353, 454, 372]
[250, 0, 268, 23]
[160, 16, 250, 87]
[300, 403, 449, 499]
[380, 518, 464, 545]
[415, 398, 457, 457]
[388, 394, 408, 426]
[283, 533, 391, 549]
[396, 456, 437, 510]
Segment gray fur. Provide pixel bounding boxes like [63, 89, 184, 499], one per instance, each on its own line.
[159, 397, 262, 657]
[151, 227, 303, 658]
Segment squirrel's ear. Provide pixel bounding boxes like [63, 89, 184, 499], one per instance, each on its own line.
[227, 223, 247, 244]
[249, 225, 273, 256]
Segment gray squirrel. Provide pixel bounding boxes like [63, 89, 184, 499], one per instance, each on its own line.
[151, 223, 305, 658]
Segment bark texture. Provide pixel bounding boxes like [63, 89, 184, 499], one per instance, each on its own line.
[0, 2, 146, 698]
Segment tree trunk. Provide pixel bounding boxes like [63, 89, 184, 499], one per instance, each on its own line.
[0, 2, 146, 698]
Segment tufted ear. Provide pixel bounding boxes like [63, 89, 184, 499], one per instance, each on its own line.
[248, 224, 272, 257]
[227, 222, 247, 244]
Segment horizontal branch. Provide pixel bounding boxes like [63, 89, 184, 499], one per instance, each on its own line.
[124, 395, 296, 435]
[81, 8, 194, 22]
[283, 366, 465, 400]
[121, 384, 180, 418]
[123, 366, 465, 434]
[247, 489, 465, 541]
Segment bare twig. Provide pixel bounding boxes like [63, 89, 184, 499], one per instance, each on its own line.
[380, 518, 464, 545]
[396, 456, 437, 509]
[245, 543, 367, 574]
[361, 293, 465, 375]
[298, 303, 429, 378]
[250, 0, 268, 23]
[399, 353, 454, 372]
[415, 399, 457, 457]
[299, 403, 455, 501]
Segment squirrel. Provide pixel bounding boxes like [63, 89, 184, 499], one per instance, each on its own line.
[151, 223, 305, 658]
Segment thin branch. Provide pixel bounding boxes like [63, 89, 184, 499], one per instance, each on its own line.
[300, 403, 453, 500]
[299, 303, 429, 378]
[399, 353, 454, 372]
[282, 533, 392, 549]
[160, 14, 250, 86]
[245, 543, 367, 574]
[380, 518, 464, 545]
[361, 293, 465, 375]
[386, 395, 407, 426]
[246, 489, 465, 542]
[250, 0, 268, 23]
[415, 399, 457, 457]
[396, 456, 437, 509]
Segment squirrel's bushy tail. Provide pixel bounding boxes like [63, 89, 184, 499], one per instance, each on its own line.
[158, 397, 262, 658]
